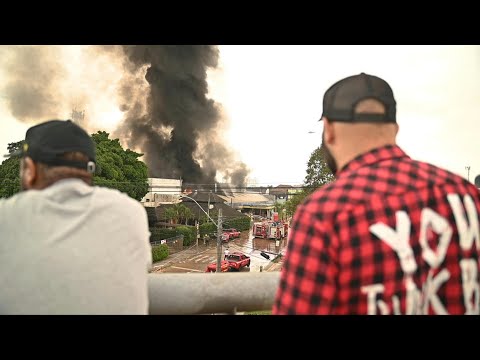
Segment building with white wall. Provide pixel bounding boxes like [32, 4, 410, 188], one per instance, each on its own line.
[141, 178, 183, 207]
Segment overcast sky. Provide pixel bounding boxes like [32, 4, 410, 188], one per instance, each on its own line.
[1, 45, 479, 186]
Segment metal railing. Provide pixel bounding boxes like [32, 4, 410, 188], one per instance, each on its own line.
[148, 272, 280, 314]
[150, 234, 184, 247]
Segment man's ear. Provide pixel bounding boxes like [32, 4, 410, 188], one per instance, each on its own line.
[21, 157, 37, 189]
[323, 117, 335, 145]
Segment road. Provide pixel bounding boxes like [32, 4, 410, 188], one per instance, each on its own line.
[152, 229, 287, 274]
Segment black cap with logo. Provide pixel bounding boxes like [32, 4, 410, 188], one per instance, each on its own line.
[320, 72, 397, 123]
[5, 119, 96, 173]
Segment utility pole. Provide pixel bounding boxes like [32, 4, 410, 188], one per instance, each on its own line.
[207, 191, 211, 221]
[466, 166, 471, 182]
[216, 208, 223, 273]
[196, 220, 199, 252]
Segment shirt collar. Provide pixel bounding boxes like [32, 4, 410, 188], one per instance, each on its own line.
[337, 144, 409, 178]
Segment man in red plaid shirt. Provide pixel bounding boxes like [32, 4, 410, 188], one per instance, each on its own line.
[273, 73, 480, 315]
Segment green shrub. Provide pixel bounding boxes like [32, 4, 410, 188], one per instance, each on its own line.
[223, 217, 251, 232]
[199, 222, 217, 237]
[152, 244, 169, 262]
[176, 225, 196, 246]
[198, 217, 250, 237]
[149, 228, 177, 242]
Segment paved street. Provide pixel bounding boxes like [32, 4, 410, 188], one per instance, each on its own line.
[152, 229, 287, 274]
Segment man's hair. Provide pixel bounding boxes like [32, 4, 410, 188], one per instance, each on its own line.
[354, 98, 386, 115]
[330, 98, 398, 142]
[35, 151, 93, 186]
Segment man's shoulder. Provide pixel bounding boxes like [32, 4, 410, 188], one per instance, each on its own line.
[93, 186, 145, 212]
[300, 182, 345, 215]
[0, 189, 42, 207]
[346, 155, 466, 192]
[409, 158, 468, 187]
[305, 180, 346, 203]
[0, 191, 43, 225]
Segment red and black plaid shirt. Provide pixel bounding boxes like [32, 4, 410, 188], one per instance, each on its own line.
[273, 145, 480, 315]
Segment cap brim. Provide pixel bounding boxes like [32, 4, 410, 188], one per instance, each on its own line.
[3, 149, 23, 158]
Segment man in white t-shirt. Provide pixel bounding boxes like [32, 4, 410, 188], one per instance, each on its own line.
[0, 119, 152, 314]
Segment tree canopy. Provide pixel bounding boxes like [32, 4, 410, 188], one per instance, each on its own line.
[0, 141, 23, 198]
[282, 145, 335, 217]
[91, 131, 149, 201]
[304, 145, 335, 194]
[0, 132, 149, 201]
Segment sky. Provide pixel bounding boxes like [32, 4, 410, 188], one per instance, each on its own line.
[1, 45, 480, 186]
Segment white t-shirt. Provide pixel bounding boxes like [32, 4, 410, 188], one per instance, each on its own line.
[0, 179, 152, 315]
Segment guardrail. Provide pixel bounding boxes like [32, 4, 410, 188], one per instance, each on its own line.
[148, 272, 281, 314]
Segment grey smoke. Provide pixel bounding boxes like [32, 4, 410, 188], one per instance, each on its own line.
[115, 45, 249, 187]
[0, 46, 66, 123]
[0, 45, 250, 187]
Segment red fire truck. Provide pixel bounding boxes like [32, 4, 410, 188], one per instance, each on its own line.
[252, 220, 287, 240]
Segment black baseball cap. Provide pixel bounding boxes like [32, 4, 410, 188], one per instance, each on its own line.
[320, 72, 396, 123]
[5, 119, 96, 173]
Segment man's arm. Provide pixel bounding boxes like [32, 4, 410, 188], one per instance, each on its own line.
[131, 202, 153, 272]
[272, 201, 339, 314]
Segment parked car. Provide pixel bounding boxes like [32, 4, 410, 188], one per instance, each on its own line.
[221, 232, 230, 243]
[224, 228, 241, 238]
[225, 252, 251, 271]
[205, 260, 230, 273]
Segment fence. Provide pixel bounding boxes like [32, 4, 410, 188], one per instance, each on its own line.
[151, 234, 184, 253]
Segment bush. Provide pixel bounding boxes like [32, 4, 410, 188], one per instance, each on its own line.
[223, 217, 251, 232]
[152, 244, 169, 262]
[198, 217, 250, 237]
[149, 228, 177, 242]
[176, 225, 196, 246]
[199, 222, 217, 237]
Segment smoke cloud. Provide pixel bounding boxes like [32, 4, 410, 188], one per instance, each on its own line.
[0, 45, 249, 187]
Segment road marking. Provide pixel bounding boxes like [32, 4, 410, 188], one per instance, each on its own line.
[170, 266, 203, 273]
[194, 255, 211, 263]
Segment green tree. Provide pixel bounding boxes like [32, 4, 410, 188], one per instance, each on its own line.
[92, 131, 149, 201]
[0, 141, 23, 198]
[7, 141, 25, 154]
[183, 207, 194, 225]
[303, 146, 335, 195]
[274, 201, 287, 220]
[0, 132, 149, 201]
[282, 146, 334, 217]
[164, 207, 177, 224]
[284, 190, 308, 218]
[162, 203, 192, 225]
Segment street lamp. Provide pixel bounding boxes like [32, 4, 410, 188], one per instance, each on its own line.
[179, 194, 216, 225]
[179, 194, 222, 272]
